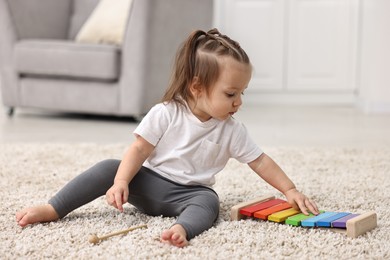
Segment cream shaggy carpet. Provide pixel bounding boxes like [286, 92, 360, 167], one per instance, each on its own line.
[1, 143, 389, 259]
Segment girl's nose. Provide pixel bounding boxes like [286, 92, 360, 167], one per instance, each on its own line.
[233, 95, 242, 107]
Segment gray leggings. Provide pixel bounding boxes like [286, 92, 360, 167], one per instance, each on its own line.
[48, 159, 219, 240]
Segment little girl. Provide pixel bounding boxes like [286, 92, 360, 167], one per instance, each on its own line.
[16, 28, 318, 247]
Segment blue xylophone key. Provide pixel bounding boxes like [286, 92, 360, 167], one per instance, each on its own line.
[301, 212, 338, 227]
[316, 212, 351, 227]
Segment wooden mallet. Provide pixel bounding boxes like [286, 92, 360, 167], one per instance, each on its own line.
[88, 224, 147, 244]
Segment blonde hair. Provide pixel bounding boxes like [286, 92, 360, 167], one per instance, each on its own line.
[162, 28, 250, 106]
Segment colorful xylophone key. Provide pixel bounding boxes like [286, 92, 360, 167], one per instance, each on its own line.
[253, 202, 292, 220]
[332, 214, 359, 228]
[285, 211, 325, 226]
[230, 195, 377, 238]
[316, 212, 351, 227]
[268, 208, 301, 223]
[300, 212, 338, 227]
[239, 198, 285, 217]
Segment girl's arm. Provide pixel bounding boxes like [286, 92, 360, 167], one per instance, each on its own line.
[248, 153, 319, 215]
[106, 135, 155, 212]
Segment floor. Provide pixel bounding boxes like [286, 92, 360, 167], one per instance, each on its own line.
[1, 103, 389, 148]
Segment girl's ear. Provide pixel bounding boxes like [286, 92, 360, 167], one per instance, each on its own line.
[189, 77, 204, 96]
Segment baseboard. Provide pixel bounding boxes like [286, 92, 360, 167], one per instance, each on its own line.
[356, 98, 390, 114]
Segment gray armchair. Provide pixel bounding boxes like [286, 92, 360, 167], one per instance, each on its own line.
[0, 0, 213, 117]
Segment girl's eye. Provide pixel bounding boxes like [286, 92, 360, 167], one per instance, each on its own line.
[226, 91, 245, 98]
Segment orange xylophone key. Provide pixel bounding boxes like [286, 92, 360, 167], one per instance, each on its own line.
[239, 199, 286, 217]
[253, 202, 292, 220]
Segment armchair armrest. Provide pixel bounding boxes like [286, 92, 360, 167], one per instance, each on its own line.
[0, 0, 73, 107]
[0, 0, 19, 105]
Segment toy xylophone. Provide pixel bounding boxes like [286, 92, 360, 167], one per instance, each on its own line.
[230, 195, 377, 238]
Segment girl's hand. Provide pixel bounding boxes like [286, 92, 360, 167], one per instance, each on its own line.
[284, 188, 319, 216]
[106, 180, 129, 212]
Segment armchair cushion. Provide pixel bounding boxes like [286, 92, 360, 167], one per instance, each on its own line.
[14, 40, 120, 81]
[75, 0, 132, 45]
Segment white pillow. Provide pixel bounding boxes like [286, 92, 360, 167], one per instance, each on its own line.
[75, 0, 133, 45]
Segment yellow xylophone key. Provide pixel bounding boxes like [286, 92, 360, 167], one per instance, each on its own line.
[268, 208, 301, 223]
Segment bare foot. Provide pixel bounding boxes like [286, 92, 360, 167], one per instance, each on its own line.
[16, 204, 59, 227]
[160, 224, 189, 247]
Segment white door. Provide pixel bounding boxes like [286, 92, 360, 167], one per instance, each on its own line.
[215, 0, 359, 104]
[217, 0, 285, 92]
[287, 0, 358, 91]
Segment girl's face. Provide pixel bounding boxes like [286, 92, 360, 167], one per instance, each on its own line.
[190, 57, 252, 122]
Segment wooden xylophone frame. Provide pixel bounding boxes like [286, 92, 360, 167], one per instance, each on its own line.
[230, 195, 377, 238]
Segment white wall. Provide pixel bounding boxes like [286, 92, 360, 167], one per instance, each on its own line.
[213, 0, 359, 106]
[214, 0, 390, 113]
[357, 0, 390, 113]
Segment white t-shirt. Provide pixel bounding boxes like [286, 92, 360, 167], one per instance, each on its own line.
[134, 102, 262, 187]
